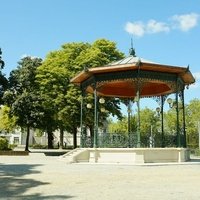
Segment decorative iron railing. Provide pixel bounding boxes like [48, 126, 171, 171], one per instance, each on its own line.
[81, 132, 181, 148]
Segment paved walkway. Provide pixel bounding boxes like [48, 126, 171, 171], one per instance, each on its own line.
[1, 152, 200, 200]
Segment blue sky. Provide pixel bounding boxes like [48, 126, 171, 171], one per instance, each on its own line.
[1, 0, 200, 104]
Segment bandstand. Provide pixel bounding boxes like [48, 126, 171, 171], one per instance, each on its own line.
[64, 48, 195, 164]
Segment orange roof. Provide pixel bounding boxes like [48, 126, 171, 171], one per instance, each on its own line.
[71, 55, 195, 98]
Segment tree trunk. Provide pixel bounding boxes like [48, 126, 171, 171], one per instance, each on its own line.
[47, 130, 54, 149]
[25, 125, 30, 151]
[59, 127, 64, 149]
[89, 126, 94, 148]
[73, 127, 77, 149]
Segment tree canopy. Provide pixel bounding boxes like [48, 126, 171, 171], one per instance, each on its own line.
[3, 56, 43, 150]
[36, 39, 124, 148]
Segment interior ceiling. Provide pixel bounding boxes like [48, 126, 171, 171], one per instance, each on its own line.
[85, 80, 173, 98]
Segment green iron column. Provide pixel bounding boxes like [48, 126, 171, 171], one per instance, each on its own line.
[136, 91, 141, 147]
[127, 100, 131, 147]
[94, 88, 98, 148]
[80, 95, 84, 147]
[136, 60, 141, 148]
[155, 95, 166, 147]
[176, 92, 181, 147]
[161, 96, 165, 147]
[181, 89, 187, 148]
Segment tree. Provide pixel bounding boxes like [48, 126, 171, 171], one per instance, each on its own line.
[36, 43, 89, 148]
[138, 107, 160, 146]
[108, 116, 131, 134]
[36, 39, 124, 148]
[0, 48, 8, 105]
[0, 73, 7, 105]
[0, 106, 17, 133]
[3, 56, 43, 151]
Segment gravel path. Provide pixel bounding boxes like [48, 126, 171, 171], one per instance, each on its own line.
[1, 153, 200, 200]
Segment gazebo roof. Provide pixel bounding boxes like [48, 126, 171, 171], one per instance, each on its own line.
[71, 54, 195, 98]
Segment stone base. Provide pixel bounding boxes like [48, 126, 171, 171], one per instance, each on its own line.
[61, 148, 190, 164]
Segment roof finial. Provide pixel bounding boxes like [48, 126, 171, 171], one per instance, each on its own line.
[129, 38, 136, 57]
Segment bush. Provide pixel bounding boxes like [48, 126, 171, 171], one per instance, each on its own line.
[9, 144, 18, 150]
[0, 137, 9, 150]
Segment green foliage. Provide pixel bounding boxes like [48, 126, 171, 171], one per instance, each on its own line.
[139, 107, 159, 137]
[12, 91, 45, 127]
[36, 39, 124, 148]
[185, 98, 200, 147]
[0, 137, 9, 150]
[108, 117, 127, 134]
[8, 144, 17, 150]
[0, 71, 8, 105]
[3, 56, 43, 151]
[4, 57, 44, 129]
[35, 129, 44, 137]
[0, 106, 17, 132]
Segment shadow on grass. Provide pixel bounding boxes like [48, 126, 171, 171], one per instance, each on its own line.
[0, 164, 74, 199]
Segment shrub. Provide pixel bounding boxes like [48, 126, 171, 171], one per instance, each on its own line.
[9, 144, 17, 150]
[0, 137, 9, 150]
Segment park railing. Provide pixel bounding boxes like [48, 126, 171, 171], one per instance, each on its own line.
[81, 132, 180, 148]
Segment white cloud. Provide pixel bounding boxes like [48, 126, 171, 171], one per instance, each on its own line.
[20, 54, 39, 59]
[125, 13, 199, 37]
[125, 21, 145, 37]
[147, 20, 170, 34]
[171, 13, 199, 31]
[125, 20, 169, 37]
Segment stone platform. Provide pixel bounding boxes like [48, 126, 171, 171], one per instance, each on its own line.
[60, 148, 190, 164]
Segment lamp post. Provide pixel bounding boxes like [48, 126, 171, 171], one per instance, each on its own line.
[80, 95, 84, 147]
[155, 95, 165, 147]
[156, 105, 164, 147]
[127, 100, 131, 147]
[167, 96, 181, 147]
[98, 97, 105, 140]
[135, 91, 140, 148]
[92, 95, 106, 148]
